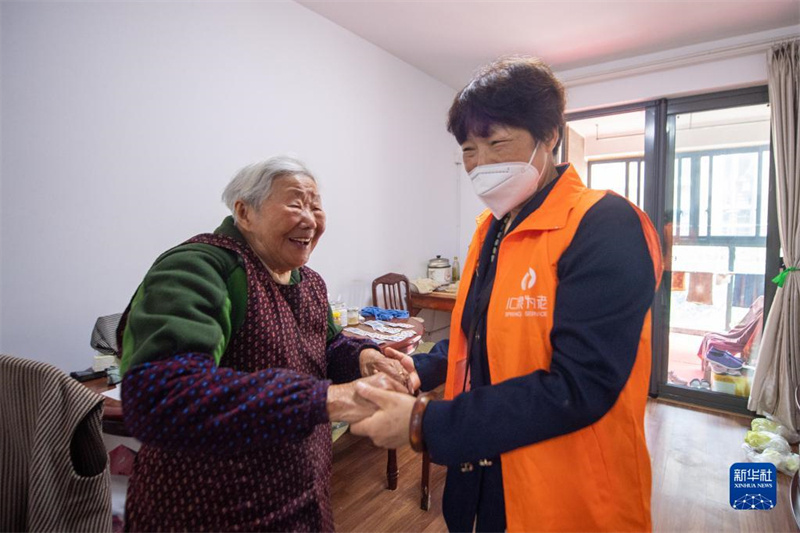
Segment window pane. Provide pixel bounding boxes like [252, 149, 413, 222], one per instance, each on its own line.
[666, 103, 771, 400]
[699, 156, 710, 237]
[670, 245, 730, 332]
[676, 158, 691, 237]
[565, 110, 645, 185]
[640, 162, 646, 208]
[628, 161, 639, 207]
[590, 162, 626, 195]
[709, 152, 759, 236]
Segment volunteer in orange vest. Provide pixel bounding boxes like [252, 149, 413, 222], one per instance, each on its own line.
[352, 56, 663, 532]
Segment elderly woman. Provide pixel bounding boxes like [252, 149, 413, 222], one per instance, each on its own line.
[352, 57, 663, 532]
[118, 155, 408, 532]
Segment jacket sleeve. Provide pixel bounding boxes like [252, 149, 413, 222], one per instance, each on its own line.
[122, 353, 330, 452]
[119, 244, 239, 373]
[325, 333, 380, 384]
[422, 195, 656, 466]
[411, 339, 449, 392]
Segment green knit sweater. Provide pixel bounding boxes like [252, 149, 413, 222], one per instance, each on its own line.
[120, 216, 342, 374]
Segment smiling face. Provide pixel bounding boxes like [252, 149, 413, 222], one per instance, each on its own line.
[460, 124, 542, 173]
[235, 173, 325, 276]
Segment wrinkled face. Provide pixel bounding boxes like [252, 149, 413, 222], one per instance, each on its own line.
[236, 174, 326, 274]
[460, 124, 538, 173]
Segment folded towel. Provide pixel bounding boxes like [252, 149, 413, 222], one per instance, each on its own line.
[360, 306, 410, 321]
[411, 278, 442, 295]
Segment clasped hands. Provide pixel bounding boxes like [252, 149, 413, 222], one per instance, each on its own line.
[326, 347, 421, 450]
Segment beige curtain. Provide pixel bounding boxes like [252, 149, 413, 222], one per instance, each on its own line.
[748, 40, 800, 432]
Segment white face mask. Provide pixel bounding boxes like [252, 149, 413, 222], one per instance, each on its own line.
[468, 143, 542, 219]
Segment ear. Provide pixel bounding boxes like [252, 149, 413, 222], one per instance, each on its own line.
[234, 200, 253, 232]
[544, 127, 560, 154]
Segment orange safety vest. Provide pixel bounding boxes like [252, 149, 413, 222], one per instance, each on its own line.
[444, 164, 663, 533]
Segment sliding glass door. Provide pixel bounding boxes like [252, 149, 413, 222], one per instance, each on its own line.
[566, 87, 777, 414]
[659, 89, 776, 412]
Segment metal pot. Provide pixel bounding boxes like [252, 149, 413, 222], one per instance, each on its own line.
[427, 255, 452, 285]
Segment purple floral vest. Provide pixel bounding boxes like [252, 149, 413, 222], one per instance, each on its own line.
[127, 232, 335, 532]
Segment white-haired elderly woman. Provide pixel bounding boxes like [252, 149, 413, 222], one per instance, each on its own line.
[117, 155, 409, 532]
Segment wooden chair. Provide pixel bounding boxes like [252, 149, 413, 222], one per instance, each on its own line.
[372, 273, 412, 327]
[371, 273, 433, 510]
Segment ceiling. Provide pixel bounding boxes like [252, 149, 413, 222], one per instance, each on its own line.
[297, 0, 800, 89]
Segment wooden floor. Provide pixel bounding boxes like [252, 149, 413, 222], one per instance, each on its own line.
[331, 399, 798, 532]
[331, 431, 447, 532]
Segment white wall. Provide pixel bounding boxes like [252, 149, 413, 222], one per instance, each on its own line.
[0, 2, 458, 371]
[0, 4, 4, 352]
[566, 127, 588, 182]
[456, 153, 483, 263]
[565, 52, 769, 112]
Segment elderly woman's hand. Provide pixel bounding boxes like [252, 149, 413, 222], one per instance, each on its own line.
[349, 382, 416, 449]
[326, 372, 408, 424]
[359, 348, 418, 394]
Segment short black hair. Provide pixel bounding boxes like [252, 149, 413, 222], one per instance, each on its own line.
[447, 56, 566, 155]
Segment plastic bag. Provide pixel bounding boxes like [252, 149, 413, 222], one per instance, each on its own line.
[751, 418, 781, 434]
[744, 430, 791, 453]
[751, 416, 799, 444]
[742, 444, 800, 475]
[786, 453, 800, 473]
[743, 416, 800, 475]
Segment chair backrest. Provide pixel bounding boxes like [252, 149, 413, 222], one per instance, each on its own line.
[737, 296, 766, 363]
[729, 295, 765, 337]
[0, 355, 111, 531]
[372, 273, 411, 311]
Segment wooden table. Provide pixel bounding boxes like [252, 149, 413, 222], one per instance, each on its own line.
[409, 290, 457, 314]
[341, 317, 424, 354]
[84, 376, 129, 437]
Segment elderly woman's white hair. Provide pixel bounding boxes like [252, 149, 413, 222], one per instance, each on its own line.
[222, 155, 316, 221]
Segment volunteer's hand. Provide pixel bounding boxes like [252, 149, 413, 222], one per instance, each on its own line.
[349, 382, 417, 449]
[326, 372, 406, 424]
[382, 347, 421, 394]
[359, 348, 415, 394]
